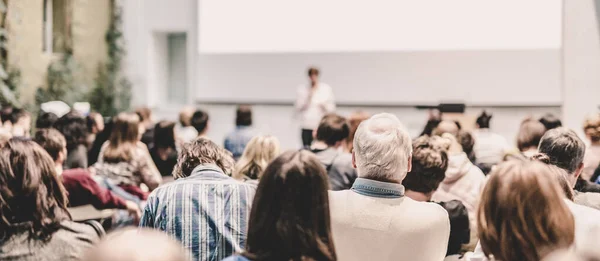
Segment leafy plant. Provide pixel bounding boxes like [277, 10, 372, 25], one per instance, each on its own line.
[0, 0, 21, 107]
[89, 0, 131, 116]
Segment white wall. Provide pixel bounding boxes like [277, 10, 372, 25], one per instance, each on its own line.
[122, 0, 600, 150]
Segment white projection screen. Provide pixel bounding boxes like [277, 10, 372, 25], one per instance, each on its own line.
[197, 0, 563, 105]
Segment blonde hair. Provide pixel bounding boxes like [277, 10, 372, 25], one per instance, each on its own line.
[478, 160, 575, 261]
[583, 112, 600, 143]
[233, 135, 280, 180]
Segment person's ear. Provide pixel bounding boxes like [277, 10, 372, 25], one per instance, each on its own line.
[407, 155, 412, 173]
[352, 151, 357, 169]
[312, 129, 317, 139]
[574, 163, 584, 180]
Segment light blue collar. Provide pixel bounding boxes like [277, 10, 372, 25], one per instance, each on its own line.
[351, 178, 405, 198]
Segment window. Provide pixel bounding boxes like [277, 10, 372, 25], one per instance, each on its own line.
[43, 0, 70, 53]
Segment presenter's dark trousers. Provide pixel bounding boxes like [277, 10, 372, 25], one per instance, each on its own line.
[301, 129, 313, 148]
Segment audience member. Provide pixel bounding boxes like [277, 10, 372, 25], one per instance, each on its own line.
[457, 130, 476, 164]
[9, 108, 31, 137]
[471, 111, 510, 169]
[54, 111, 89, 169]
[36, 111, 59, 129]
[310, 113, 357, 190]
[0, 138, 99, 260]
[539, 113, 563, 130]
[191, 109, 210, 137]
[86, 112, 105, 147]
[477, 160, 575, 261]
[432, 119, 459, 137]
[140, 137, 256, 261]
[420, 109, 442, 137]
[516, 118, 547, 158]
[403, 135, 470, 257]
[233, 135, 280, 184]
[33, 128, 140, 220]
[223, 150, 336, 261]
[432, 129, 486, 245]
[0, 105, 13, 129]
[84, 228, 189, 261]
[150, 121, 178, 177]
[582, 112, 600, 181]
[94, 112, 161, 199]
[538, 128, 600, 209]
[88, 119, 113, 166]
[295, 67, 336, 148]
[224, 105, 256, 160]
[329, 113, 450, 261]
[136, 107, 155, 148]
[344, 110, 370, 153]
[176, 106, 198, 144]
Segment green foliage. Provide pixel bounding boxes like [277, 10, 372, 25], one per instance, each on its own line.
[0, 0, 21, 107]
[89, 0, 131, 116]
[36, 53, 88, 107]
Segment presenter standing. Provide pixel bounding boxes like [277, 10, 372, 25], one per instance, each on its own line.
[295, 67, 336, 148]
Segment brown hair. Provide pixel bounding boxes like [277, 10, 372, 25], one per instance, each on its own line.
[307, 67, 320, 77]
[0, 138, 70, 241]
[135, 107, 152, 123]
[34, 128, 67, 161]
[583, 112, 600, 143]
[102, 113, 140, 163]
[153, 121, 176, 150]
[478, 160, 575, 261]
[517, 118, 547, 151]
[402, 135, 448, 194]
[243, 150, 336, 261]
[345, 111, 370, 152]
[236, 105, 253, 127]
[530, 153, 575, 200]
[316, 114, 349, 146]
[173, 137, 234, 179]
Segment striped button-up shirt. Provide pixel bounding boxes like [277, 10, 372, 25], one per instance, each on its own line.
[140, 164, 256, 261]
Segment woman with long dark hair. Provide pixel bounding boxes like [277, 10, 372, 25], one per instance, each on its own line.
[223, 150, 337, 261]
[93, 112, 161, 199]
[0, 138, 98, 260]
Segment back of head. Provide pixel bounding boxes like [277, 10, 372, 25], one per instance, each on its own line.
[191, 110, 209, 134]
[36, 112, 59, 129]
[245, 150, 335, 261]
[353, 113, 412, 182]
[153, 121, 176, 150]
[103, 112, 140, 163]
[173, 137, 234, 178]
[457, 130, 475, 160]
[135, 107, 152, 123]
[530, 153, 575, 200]
[539, 113, 562, 131]
[517, 118, 547, 152]
[402, 135, 448, 194]
[0, 138, 69, 240]
[478, 160, 575, 261]
[1, 106, 13, 124]
[54, 111, 87, 151]
[34, 128, 67, 162]
[86, 112, 104, 133]
[84, 228, 189, 261]
[9, 108, 30, 124]
[178, 106, 196, 127]
[476, 111, 492, 129]
[432, 120, 459, 137]
[346, 111, 370, 151]
[538, 127, 585, 174]
[233, 135, 280, 180]
[316, 114, 350, 147]
[583, 112, 600, 143]
[236, 105, 252, 127]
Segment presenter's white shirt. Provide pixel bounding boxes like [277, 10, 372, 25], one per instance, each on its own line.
[295, 83, 336, 130]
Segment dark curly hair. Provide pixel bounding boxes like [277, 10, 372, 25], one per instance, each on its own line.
[0, 138, 70, 241]
[53, 111, 88, 151]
